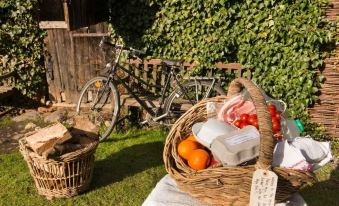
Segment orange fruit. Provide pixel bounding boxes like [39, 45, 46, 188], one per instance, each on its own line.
[178, 140, 201, 160]
[186, 134, 196, 142]
[188, 149, 210, 170]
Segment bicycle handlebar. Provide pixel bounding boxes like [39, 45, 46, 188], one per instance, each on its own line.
[99, 38, 146, 56]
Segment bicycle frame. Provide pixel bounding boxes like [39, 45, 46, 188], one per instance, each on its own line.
[98, 44, 218, 121]
[102, 46, 186, 119]
[113, 64, 175, 117]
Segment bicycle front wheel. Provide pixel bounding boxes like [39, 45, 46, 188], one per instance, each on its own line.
[164, 80, 226, 123]
[76, 77, 120, 141]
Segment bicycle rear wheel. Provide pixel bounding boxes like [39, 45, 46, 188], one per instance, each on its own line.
[76, 77, 120, 141]
[164, 80, 226, 123]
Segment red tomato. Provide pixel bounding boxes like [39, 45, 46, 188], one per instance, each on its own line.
[271, 116, 279, 123]
[240, 114, 250, 123]
[275, 112, 281, 121]
[275, 131, 283, 141]
[250, 114, 257, 119]
[248, 115, 257, 125]
[252, 120, 259, 129]
[234, 120, 242, 128]
[268, 105, 277, 116]
[272, 121, 280, 133]
[239, 122, 249, 129]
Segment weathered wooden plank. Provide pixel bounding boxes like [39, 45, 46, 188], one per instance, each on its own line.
[55, 29, 71, 102]
[44, 51, 59, 102]
[61, 29, 73, 102]
[74, 37, 82, 91]
[72, 32, 108, 37]
[152, 64, 157, 93]
[39, 21, 68, 29]
[83, 37, 90, 87]
[44, 35, 56, 102]
[63, 1, 70, 30]
[147, 59, 162, 65]
[79, 38, 87, 87]
[237, 68, 242, 78]
[65, 32, 77, 103]
[215, 62, 242, 69]
[88, 37, 99, 79]
[143, 62, 149, 90]
[48, 30, 62, 103]
[247, 69, 252, 79]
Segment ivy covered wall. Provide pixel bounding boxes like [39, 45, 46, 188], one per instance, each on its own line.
[109, 0, 335, 118]
[0, 0, 45, 97]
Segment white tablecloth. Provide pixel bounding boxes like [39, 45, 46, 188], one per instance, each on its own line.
[142, 175, 307, 206]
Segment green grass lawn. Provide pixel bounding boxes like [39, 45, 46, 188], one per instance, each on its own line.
[0, 129, 167, 206]
[0, 125, 338, 206]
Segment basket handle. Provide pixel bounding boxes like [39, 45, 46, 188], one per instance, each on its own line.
[227, 78, 274, 170]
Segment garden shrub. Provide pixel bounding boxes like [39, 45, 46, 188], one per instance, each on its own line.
[0, 0, 45, 97]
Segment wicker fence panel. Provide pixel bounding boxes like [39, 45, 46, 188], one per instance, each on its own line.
[309, 0, 339, 138]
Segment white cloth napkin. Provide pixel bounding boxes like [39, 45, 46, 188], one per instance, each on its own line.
[142, 175, 209, 206]
[290, 136, 329, 163]
[273, 137, 332, 172]
[143, 175, 307, 206]
[273, 140, 313, 171]
[310, 142, 332, 171]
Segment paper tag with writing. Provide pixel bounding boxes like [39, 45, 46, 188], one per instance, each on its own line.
[249, 169, 278, 206]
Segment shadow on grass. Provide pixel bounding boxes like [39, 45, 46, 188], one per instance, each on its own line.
[91, 141, 164, 190]
[105, 128, 168, 143]
[301, 164, 339, 205]
[0, 88, 43, 109]
[104, 131, 150, 143]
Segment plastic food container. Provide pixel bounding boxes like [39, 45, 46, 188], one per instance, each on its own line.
[192, 118, 236, 148]
[211, 125, 260, 166]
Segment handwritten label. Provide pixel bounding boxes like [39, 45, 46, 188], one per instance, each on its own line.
[224, 133, 258, 146]
[249, 169, 278, 206]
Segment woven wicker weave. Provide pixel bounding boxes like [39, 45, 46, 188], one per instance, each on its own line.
[164, 78, 314, 205]
[19, 137, 98, 199]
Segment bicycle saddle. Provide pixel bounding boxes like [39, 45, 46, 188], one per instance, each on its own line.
[162, 59, 184, 67]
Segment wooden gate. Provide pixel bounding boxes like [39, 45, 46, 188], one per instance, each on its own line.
[40, 0, 109, 103]
[44, 24, 109, 103]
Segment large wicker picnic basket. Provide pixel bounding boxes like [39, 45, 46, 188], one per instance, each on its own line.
[19, 137, 98, 199]
[164, 78, 314, 205]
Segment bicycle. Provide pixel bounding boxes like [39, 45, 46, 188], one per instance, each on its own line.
[76, 37, 226, 141]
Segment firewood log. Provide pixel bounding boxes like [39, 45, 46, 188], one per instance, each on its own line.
[25, 123, 71, 156]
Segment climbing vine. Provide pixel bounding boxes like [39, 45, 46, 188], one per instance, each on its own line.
[109, 0, 335, 119]
[0, 0, 45, 97]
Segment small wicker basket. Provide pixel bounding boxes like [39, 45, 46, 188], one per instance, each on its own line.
[164, 78, 314, 205]
[19, 137, 98, 199]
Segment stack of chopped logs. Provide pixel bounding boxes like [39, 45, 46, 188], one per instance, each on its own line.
[25, 119, 98, 159]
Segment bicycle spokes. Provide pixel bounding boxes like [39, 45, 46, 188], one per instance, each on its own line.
[78, 78, 116, 139]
